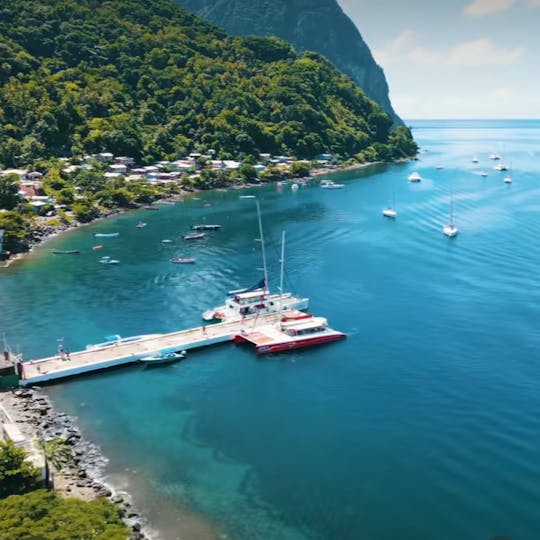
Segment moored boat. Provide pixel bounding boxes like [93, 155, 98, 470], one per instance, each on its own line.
[94, 232, 120, 238]
[191, 224, 222, 231]
[170, 257, 196, 263]
[136, 222, 147, 228]
[320, 180, 344, 189]
[99, 256, 120, 264]
[183, 233, 205, 240]
[92, 245, 103, 250]
[140, 350, 187, 365]
[408, 172, 422, 182]
[235, 316, 346, 354]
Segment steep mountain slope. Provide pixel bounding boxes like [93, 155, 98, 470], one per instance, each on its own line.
[176, 0, 403, 125]
[0, 0, 415, 167]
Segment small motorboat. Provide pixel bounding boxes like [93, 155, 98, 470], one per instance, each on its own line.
[320, 180, 344, 189]
[99, 256, 120, 264]
[191, 224, 222, 231]
[92, 245, 103, 250]
[94, 232, 120, 238]
[503, 175, 513, 184]
[408, 172, 422, 182]
[140, 350, 187, 365]
[480, 171, 488, 177]
[51, 249, 81, 254]
[239, 195, 256, 199]
[382, 208, 397, 218]
[161, 239, 173, 244]
[136, 222, 147, 228]
[170, 257, 196, 264]
[183, 233, 205, 240]
[291, 183, 299, 190]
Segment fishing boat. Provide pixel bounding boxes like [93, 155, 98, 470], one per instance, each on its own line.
[94, 232, 120, 238]
[99, 256, 120, 264]
[136, 222, 147, 228]
[320, 180, 344, 189]
[51, 249, 81, 255]
[235, 316, 346, 354]
[140, 350, 187, 365]
[191, 224, 222, 231]
[170, 257, 196, 264]
[443, 191, 459, 238]
[202, 202, 309, 322]
[183, 233, 205, 240]
[408, 172, 422, 182]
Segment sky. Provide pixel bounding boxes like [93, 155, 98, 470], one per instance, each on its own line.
[338, 0, 540, 119]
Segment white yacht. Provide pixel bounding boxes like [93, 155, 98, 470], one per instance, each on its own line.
[202, 204, 309, 322]
[408, 172, 422, 182]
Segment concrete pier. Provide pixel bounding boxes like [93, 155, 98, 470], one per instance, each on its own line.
[19, 311, 296, 386]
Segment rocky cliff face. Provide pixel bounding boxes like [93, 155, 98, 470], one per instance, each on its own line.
[176, 0, 403, 125]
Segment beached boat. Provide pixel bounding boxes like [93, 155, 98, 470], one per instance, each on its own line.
[202, 206, 309, 322]
[183, 233, 205, 240]
[320, 180, 344, 189]
[94, 232, 120, 238]
[191, 224, 222, 231]
[408, 172, 422, 182]
[235, 315, 346, 354]
[170, 257, 196, 264]
[51, 249, 81, 255]
[140, 350, 186, 365]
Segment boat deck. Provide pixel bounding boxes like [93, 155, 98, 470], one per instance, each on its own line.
[20, 311, 298, 386]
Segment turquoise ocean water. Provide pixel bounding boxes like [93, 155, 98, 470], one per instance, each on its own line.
[2, 119, 540, 539]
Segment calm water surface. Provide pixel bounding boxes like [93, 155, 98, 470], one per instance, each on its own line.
[1, 119, 540, 539]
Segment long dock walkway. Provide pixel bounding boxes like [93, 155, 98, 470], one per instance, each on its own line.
[19, 311, 295, 386]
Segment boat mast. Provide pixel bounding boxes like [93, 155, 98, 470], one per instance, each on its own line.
[255, 199, 269, 294]
[279, 230, 285, 301]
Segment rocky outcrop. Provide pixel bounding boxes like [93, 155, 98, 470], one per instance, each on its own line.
[176, 0, 403, 125]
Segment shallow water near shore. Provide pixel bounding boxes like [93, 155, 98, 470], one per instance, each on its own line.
[2, 119, 540, 539]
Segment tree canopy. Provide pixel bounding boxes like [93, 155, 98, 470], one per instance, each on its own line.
[0, 0, 416, 167]
[0, 440, 41, 498]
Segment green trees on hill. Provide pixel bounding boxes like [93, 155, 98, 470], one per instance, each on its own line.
[0, 0, 416, 168]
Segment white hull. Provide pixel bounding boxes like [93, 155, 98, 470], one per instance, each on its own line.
[443, 225, 459, 237]
[382, 208, 397, 218]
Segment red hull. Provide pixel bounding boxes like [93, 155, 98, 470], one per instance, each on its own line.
[256, 333, 345, 354]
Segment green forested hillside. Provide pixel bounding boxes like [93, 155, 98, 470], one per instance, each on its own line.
[0, 0, 416, 167]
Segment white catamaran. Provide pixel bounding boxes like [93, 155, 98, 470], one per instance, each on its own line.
[202, 200, 309, 322]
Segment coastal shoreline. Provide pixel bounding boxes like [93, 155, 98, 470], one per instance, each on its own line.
[0, 387, 151, 539]
[1, 160, 389, 270]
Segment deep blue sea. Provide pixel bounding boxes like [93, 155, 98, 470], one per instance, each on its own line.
[2, 119, 540, 540]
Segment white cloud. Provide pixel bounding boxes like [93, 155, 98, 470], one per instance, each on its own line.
[374, 31, 525, 67]
[447, 39, 525, 66]
[463, 0, 516, 17]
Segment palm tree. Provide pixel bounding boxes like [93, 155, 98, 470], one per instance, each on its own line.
[36, 438, 73, 489]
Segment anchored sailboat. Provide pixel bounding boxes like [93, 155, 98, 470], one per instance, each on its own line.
[202, 200, 309, 322]
[443, 190, 459, 238]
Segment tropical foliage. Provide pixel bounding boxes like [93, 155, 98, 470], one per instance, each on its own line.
[0, 0, 416, 168]
[0, 441, 41, 498]
[0, 490, 129, 540]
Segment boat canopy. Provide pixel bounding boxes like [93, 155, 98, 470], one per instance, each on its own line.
[227, 278, 266, 296]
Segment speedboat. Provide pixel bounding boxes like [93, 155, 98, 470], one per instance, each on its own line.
[140, 350, 187, 366]
[408, 172, 422, 182]
[320, 180, 344, 189]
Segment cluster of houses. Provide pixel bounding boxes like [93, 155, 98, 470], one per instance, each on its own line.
[1, 151, 333, 211]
